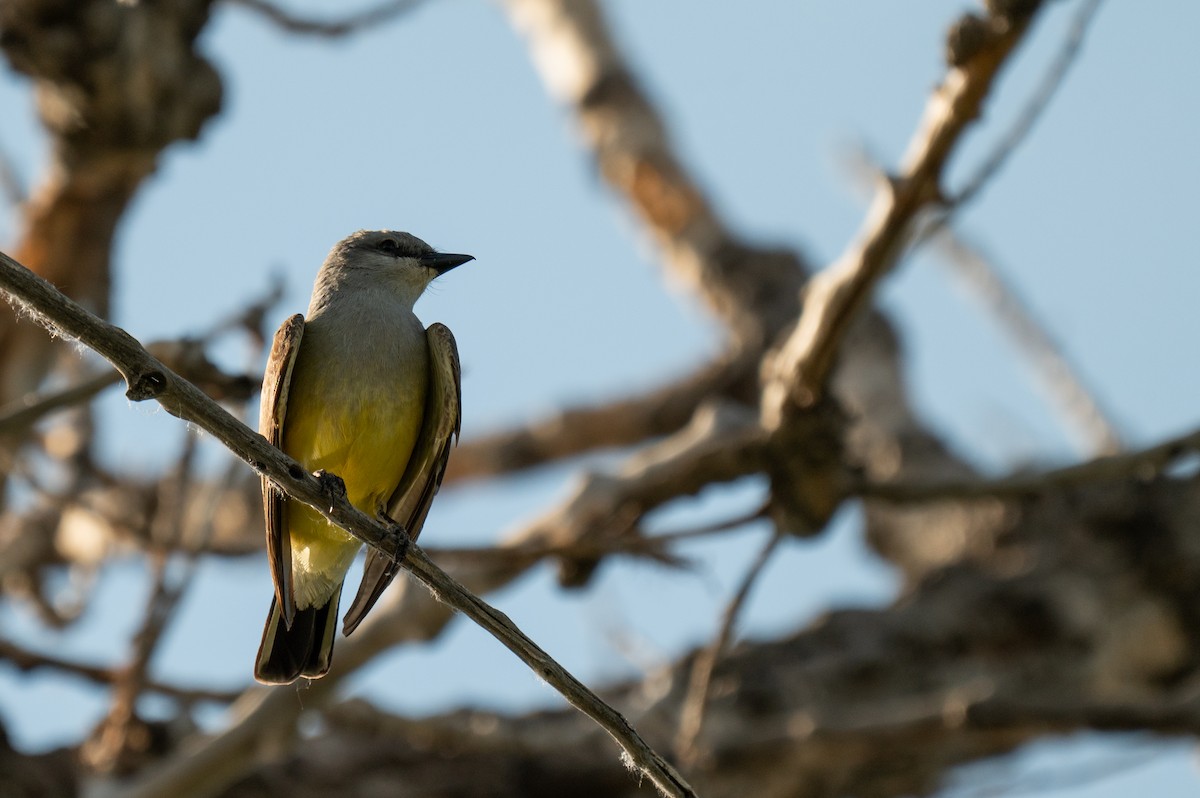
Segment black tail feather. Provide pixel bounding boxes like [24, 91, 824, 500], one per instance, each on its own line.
[254, 590, 341, 685]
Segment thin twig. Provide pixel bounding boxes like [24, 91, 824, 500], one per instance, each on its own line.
[916, 0, 1118, 460]
[229, 0, 427, 37]
[199, 273, 285, 348]
[950, 0, 1106, 210]
[0, 248, 695, 798]
[0, 278, 281, 439]
[0, 371, 121, 438]
[857, 422, 1200, 503]
[931, 227, 1123, 456]
[83, 434, 204, 773]
[841, 144, 1123, 458]
[0, 638, 238, 704]
[651, 502, 770, 542]
[447, 348, 756, 484]
[428, 503, 768, 569]
[675, 529, 783, 765]
[500, 400, 769, 586]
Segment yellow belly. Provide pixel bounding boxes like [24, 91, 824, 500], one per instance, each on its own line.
[280, 316, 429, 608]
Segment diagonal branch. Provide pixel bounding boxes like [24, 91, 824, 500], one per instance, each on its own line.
[0, 247, 694, 798]
[949, 0, 1106, 210]
[446, 346, 757, 483]
[839, 149, 1121, 460]
[675, 528, 783, 765]
[118, 471, 767, 796]
[0, 0, 221, 404]
[0, 370, 121, 439]
[502, 400, 769, 587]
[0, 340, 257, 441]
[930, 226, 1123, 456]
[763, 3, 1049, 424]
[500, 0, 806, 348]
[0, 276, 279, 440]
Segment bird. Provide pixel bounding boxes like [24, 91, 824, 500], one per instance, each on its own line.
[254, 230, 471, 684]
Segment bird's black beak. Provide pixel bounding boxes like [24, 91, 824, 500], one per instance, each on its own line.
[420, 252, 475, 275]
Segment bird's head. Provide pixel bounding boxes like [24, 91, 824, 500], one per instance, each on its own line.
[319, 229, 474, 305]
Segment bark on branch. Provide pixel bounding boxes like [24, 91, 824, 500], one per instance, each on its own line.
[762, 4, 1048, 423]
[0, 249, 695, 798]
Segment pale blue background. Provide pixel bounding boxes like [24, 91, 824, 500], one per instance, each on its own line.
[2, 1, 1199, 795]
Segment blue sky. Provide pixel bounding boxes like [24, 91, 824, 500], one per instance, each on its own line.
[2, 1, 1199, 795]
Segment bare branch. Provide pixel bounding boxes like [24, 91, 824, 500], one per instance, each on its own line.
[931, 227, 1123, 456]
[0, 274, 277, 443]
[503, 400, 769, 587]
[116, 508, 593, 798]
[446, 347, 756, 483]
[950, 0, 1107, 210]
[858, 422, 1200, 503]
[500, 0, 805, 347]
[762, 4, 1049, 423]
[228, 0, 427, 37]
[420, 504, 768, 603]
[0, 370, 121, 439]
[675, 529, 783, 765]
[838, 148, 1123, 459]
[0, 638, 238, 704]
[0, 248, 695, 798]
[149, 463, 1200, 798]
[197, 273, 287, 350]
[82, 435, 204, 774]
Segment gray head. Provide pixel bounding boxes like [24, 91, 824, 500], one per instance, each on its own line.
[312, 230, 474, 309]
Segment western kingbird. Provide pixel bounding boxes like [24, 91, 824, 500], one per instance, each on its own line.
[254, 230, 471, 684]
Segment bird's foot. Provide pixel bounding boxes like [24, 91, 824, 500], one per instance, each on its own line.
[313, 469, 347, 511]
[377, 507, 411, 566]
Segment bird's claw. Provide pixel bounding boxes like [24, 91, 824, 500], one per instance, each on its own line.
[377, 508, 411, 566]
[313, 469, 347, 510]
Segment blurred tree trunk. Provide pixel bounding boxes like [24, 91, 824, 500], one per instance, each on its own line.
[0, 0, 219, 433]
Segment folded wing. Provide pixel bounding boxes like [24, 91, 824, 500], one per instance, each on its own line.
[261, 313, 305, 628]
[342, 322, 461, 635]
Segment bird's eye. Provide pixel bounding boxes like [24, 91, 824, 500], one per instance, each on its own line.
[378, 238, 399, 254]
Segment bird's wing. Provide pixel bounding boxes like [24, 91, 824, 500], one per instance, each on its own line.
[342, 322, 461, 635]
[261, 313, 305, 628]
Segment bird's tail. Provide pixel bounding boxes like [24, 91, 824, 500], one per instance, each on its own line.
[254, 588, 342, 684]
